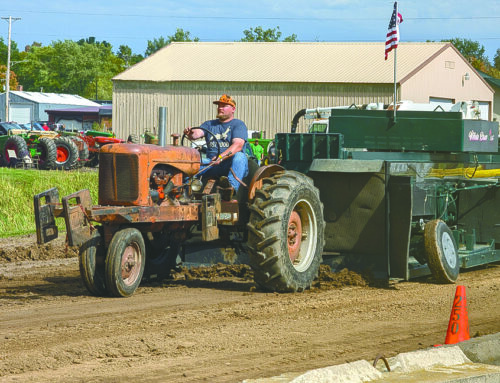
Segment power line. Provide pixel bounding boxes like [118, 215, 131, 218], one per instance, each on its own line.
[1, 9, 500, 21]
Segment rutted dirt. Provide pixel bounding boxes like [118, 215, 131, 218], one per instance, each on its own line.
[1, 235, 500, 383]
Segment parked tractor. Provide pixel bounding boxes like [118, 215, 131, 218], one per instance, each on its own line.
[80, 130, 126, 167]
[0, 128, 59, 169]
[34, 108, 500, 298]
[0, 123, 89, 170]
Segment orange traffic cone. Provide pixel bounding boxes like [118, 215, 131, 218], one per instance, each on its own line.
[444, 285, 470, 344]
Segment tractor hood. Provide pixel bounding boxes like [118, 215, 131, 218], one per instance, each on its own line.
[100, 143, 201, 177]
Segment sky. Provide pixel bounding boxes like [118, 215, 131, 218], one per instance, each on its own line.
[1, 0, 499, 62]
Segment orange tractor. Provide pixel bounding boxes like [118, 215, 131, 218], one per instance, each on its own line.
[34, 128, 324, 297]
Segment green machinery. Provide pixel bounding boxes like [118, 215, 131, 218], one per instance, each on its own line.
[277, 108, 500, 282]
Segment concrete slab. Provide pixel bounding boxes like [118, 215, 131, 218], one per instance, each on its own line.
[458, 332, 500, 366]
[242, 333, 500, 383]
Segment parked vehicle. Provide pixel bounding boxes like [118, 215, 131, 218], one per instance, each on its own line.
[79, 130, 126, 167]
[0, 122, 23, 135]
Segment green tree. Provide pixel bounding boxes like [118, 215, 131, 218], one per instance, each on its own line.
[117, 45, 143, 68]
[145, 28, 200, 56]
[15, 40, 123, 99]
[240, 26, 297, 42]
[494, 49, 500, 72]
[0, 37, 21, 66]
[77, 36, 111, 48]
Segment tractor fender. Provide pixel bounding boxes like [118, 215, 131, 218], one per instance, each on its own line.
[247, 164, 285, 201]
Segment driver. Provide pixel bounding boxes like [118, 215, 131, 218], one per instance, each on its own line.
[184, 94, 249, 198]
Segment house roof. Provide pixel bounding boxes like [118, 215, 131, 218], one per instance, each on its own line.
[113, 41, 451, 84]
[9, 91, 101, 106]
[478, 70, 500, 89]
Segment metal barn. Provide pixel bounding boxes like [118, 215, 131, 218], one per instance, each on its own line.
[112, 42, 494, 142]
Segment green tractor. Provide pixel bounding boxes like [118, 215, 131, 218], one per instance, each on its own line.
[0, 129, 57, 169]
[0, 127, 83, 170]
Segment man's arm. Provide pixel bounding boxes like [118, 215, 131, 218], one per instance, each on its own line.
[183, 126, 205, 140]
[212, 138, 245, 163]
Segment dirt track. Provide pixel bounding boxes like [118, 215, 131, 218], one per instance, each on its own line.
[1, 235, 500, 383]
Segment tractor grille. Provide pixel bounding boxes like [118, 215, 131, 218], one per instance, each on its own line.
[99, 153, 139, 204]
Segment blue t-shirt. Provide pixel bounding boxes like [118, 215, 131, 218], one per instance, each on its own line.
[200, 118, 249, 159]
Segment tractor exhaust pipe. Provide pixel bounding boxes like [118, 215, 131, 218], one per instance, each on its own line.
[158, 106, 167, 147]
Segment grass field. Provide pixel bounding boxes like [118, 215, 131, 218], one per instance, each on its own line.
[0, 168, 98, 237]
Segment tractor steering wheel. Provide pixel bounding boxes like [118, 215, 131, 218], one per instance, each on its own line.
[181, 127, 221, 163]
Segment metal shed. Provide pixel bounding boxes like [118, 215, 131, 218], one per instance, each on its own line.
[45, 105, 112, 132]
[112, 42, 494, 141]
[0, 91, 101, 124]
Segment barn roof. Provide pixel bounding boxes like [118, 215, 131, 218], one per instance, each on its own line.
[113, 41, 452, 84]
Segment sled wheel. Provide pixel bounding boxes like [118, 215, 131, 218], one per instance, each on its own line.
[425, 219, 459, 283]
[105, 228, 146, 297]
[247, 170, 325, 292]
[79, 227, 107, 296]
[2, 135, 29, 166]
[54, 136, 79, 170]
[36, 137, 57, 170]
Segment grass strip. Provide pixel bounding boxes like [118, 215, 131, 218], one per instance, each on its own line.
[0, 168, 98, 237]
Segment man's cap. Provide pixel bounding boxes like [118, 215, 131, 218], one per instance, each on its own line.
[213, 94, 236, 107]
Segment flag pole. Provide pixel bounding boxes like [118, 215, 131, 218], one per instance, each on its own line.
[393, 2, 398, 123]
[393, 47, 397, 123]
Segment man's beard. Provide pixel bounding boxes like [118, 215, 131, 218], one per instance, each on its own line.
[217, 113, 231, 121]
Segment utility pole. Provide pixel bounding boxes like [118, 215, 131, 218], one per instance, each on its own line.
[2, 16, 21, 122]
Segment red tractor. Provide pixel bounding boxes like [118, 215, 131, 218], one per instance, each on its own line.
[34, 128, 324, 297]
[79, 131, 127, 167]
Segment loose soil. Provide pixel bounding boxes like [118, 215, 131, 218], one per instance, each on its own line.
[1, 235, 500, 382]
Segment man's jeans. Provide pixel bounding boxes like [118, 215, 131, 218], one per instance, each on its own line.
[200, 152, 248, 191]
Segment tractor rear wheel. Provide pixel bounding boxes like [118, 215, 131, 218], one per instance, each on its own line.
[247, 170, 324, 292]
[79, 227, 107, 296]
[425, 219, 459, 283]
[70, 136, 89, 167]
[36, 137, 57, 170]
[105, 228, 146, 297]
[2, 135, 29, 167]
[54, 136, 79, 170]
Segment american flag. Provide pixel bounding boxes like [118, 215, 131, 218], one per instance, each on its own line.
[385, 2, 403, 60]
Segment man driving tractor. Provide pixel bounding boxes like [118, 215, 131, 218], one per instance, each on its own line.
[183, 94, 249, 199]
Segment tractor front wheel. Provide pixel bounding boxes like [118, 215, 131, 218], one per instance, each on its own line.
[105, 228, 146, 297]
[36, 137, 57, 170]
[79, 227, 107, 296]
[247, 170, 324, 292]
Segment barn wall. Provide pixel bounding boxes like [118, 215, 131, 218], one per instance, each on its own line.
[112, 81, 394, 141]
